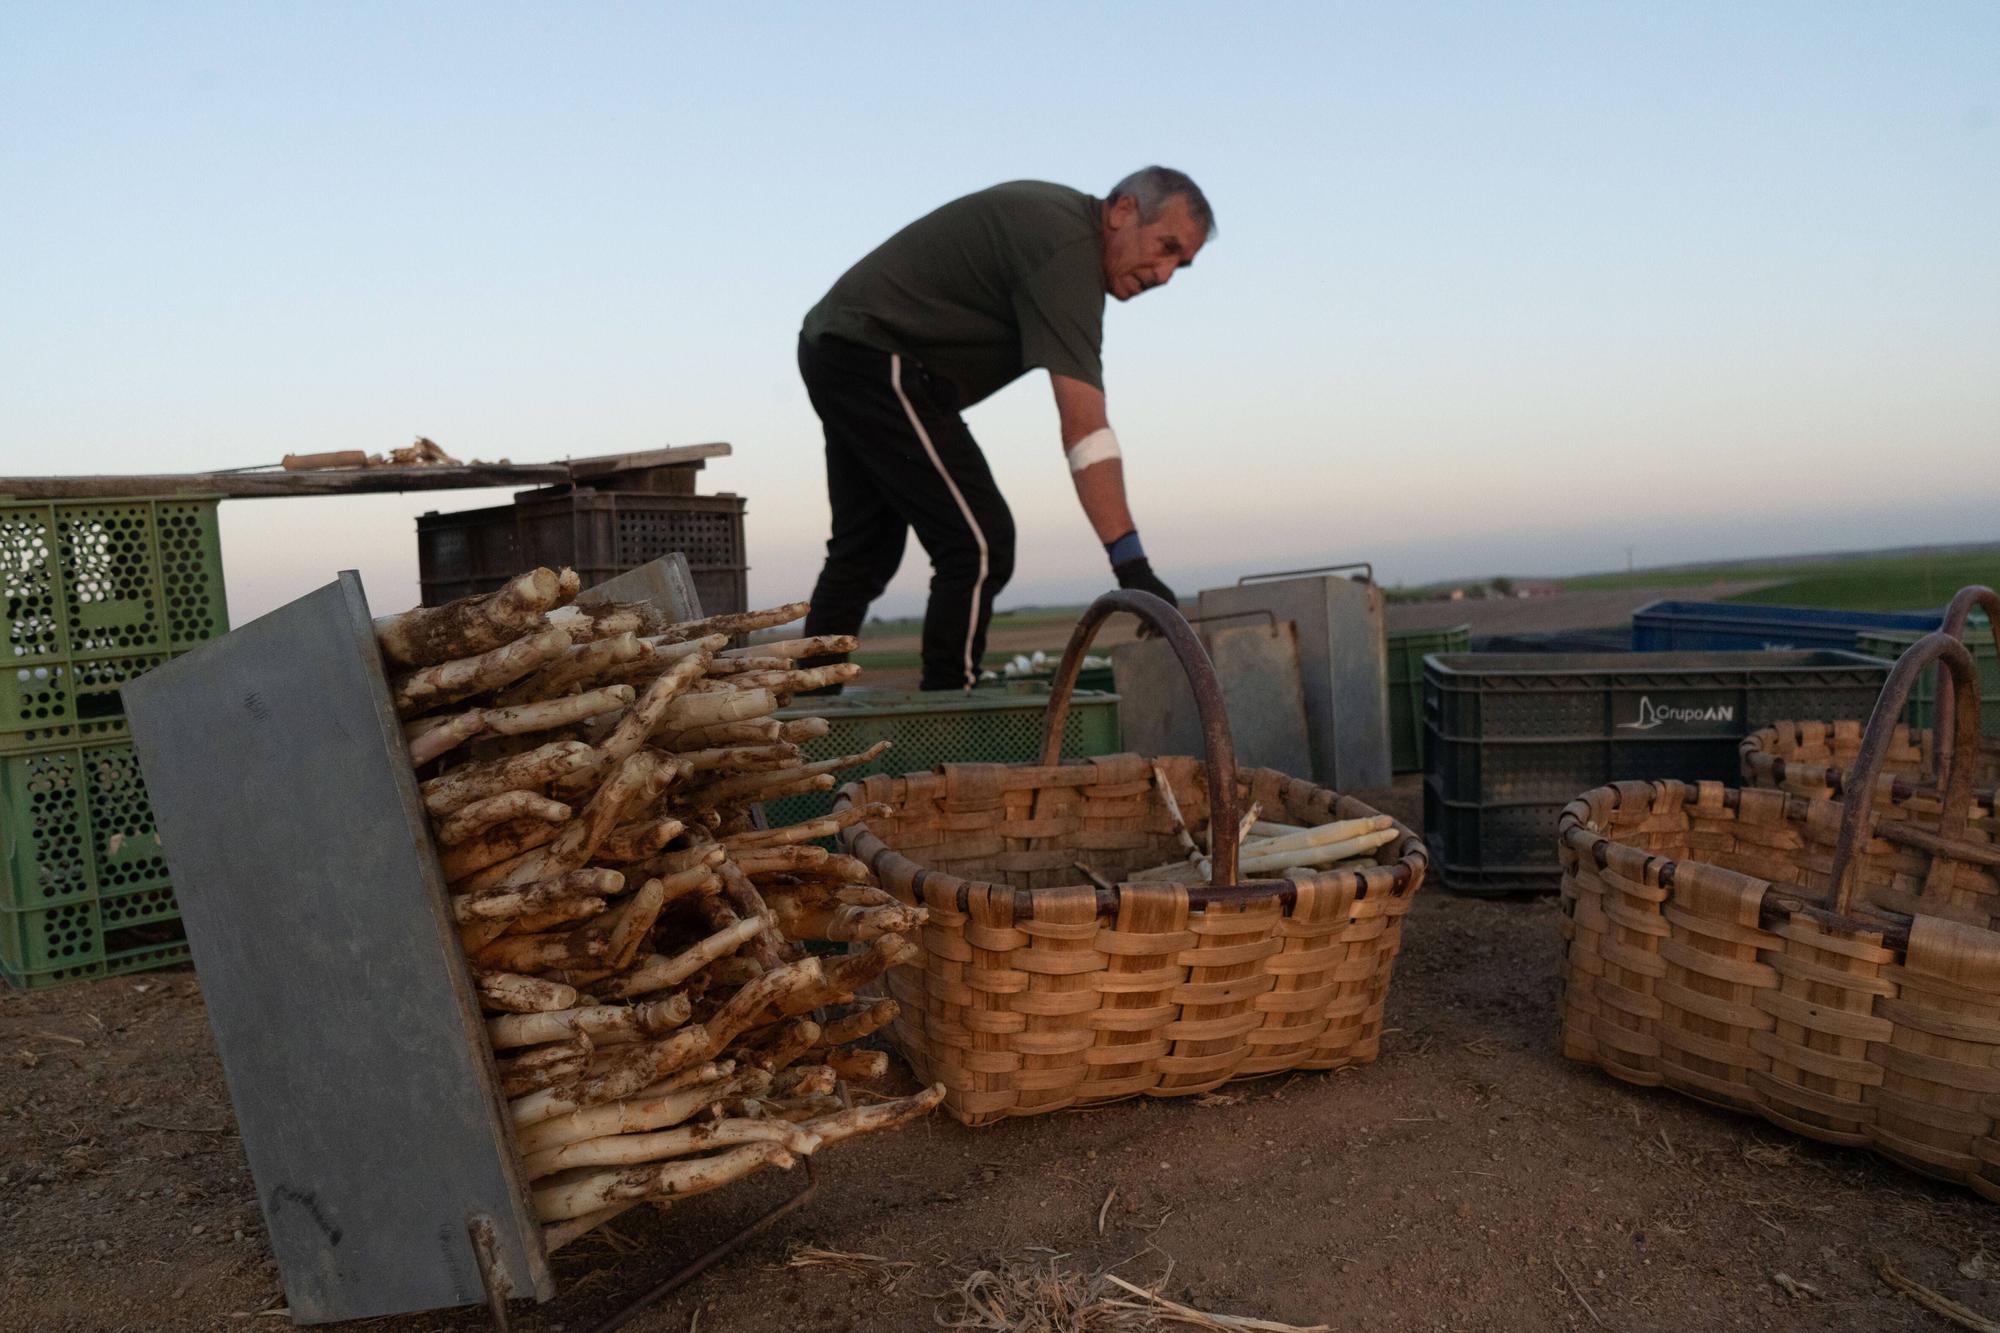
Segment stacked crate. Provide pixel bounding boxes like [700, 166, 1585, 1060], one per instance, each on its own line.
[1, 496, 228, 988]
[417, 487, 749, 619]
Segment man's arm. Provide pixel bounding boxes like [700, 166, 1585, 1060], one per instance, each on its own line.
[1051, 374, 1132, 542]
[1051, 373, 1179, 613]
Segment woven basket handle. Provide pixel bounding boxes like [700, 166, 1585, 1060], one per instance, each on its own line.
[1037, 589, 1244, 885]
[1830, 631, 1983, 915]
[1932, 585, 2000, 782]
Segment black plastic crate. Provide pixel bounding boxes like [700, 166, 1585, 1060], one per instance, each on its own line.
[416, 490, 747, 613]
[1421, 650, 1891, 893]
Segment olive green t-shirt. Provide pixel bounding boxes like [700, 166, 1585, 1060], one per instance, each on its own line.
[802, 180, 1105, 407]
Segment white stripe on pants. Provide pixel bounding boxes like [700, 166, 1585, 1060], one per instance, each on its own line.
[889, 354, 988, 690]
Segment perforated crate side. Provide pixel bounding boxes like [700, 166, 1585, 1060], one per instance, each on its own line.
[2, 498, 225, 748]
[0, 741, 170, 911]
[0, 897, 186, 991]
[1858, 625, 2000, 735]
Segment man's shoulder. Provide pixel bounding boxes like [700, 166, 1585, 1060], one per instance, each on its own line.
[944, 180, 1098, 237]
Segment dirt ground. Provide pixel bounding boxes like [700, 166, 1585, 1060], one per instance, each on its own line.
[2, 779, 1994, 1333]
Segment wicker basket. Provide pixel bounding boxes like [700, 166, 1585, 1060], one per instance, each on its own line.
[1742, 587, 2000, 799]
[1558, 632, 2000, 1199]
[836, 591, 1428, 1126]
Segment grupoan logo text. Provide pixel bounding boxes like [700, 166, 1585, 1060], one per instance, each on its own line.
[1617, 696, 1736, 731]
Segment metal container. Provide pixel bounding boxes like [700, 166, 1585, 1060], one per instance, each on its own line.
[1196, 563, 1392, 790]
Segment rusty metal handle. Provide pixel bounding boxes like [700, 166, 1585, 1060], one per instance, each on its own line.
[1238, 562, 1373, 587]
[1932, 585, 2000, 782]
[1037, 589, 1243, 885]
[1830, 632, 1983, 916]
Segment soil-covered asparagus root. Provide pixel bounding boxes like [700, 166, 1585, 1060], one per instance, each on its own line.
[655, 601, 810, 644]
[532, 1141, 798, 1222]
[375, 567, 565, 668]
[475, 972, 578, 1013]
[483, 683, 636, 735]
[522, 1118, 821, 1181]
[393, 625, 572, 718]
[436, 791, 572, 848]
[800, 1085, 947, 1147]
[380, 570, 939, 1252]
[488, 995, 692, 1049]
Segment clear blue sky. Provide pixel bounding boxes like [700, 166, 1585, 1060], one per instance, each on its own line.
[4, 2, 1995, 622]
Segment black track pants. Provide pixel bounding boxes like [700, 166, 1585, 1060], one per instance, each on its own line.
[798, 334, 1016, 691]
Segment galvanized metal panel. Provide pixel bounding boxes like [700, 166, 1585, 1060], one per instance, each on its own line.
[578, 552, 703, 620]
[123, 573, 550, 1324]
[1112, 624, 1312, 778]
[1199, 576, 1392, 790]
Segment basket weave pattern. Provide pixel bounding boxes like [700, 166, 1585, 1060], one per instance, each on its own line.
[1741, 720, 2000, 798]
[841, 754, 1424, 1125]
[1559, 778, 2000, 1198]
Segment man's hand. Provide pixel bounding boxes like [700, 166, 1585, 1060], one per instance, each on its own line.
[1114, 556, 1181, 635]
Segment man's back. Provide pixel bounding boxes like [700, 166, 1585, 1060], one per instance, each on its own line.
[802, 180, 1105, 407]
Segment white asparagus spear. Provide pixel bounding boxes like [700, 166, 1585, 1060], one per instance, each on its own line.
[810, 998, 898, 1050]
[594, 817, 685, 863]
[1238, 827, 1401, 875]
[451, 868, 622, 925]
[721, 802, 891, 851]
[531, 1142, 796, 1222]
[442, 820, 563, 887]
[522, 1119, 821, 1182]
[600, 652, 714, 762]
[655, 602, 810, 645]
[407, 710, 488, 766]
[392, 625, 571, 717]
[474, 972, 579, 1013]
[1240, 815, 1392, 860]
[495, 634, 644, 705]
[824, 1048, 889, 1083]
[733, 664, 862, 693]
[374, 568, 563, 668]
[590, 917, 763, 1001]
[797, 1084, 946, 1147]
[482, 684, 636, 736]
[543, 1205, 634, 1254]
[420, 740, 597, 817]
[1250, 820, 1307, 838]
[702, 655, 795, 675]
[656, 718, 781, 750]
[687, 741, 891, 805]
[435, 791, 572, 848]
[514, 1066, 761, 1156]
[651, 687, 780, 735]
[488, 995, 692, 1049]
[720, 634, 858, 660]
[674, 743, 800, 774]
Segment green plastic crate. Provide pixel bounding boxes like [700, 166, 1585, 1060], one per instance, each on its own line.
[1856, 618, 1999, 736]
[2, 496, 227, 750]
[766, 684, 1122, 828]
[1, 739, 183, 990]
[1387, 624, 1470, 773]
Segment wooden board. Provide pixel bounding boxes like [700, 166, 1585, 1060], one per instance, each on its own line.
[0, 442, 731, 500]
[123, 573, 551, 1324]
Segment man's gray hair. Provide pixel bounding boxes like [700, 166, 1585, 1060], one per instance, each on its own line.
[1107, 166, 1216, 237]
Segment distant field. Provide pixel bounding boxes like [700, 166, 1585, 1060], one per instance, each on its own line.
[1561, 547, 2000, 611]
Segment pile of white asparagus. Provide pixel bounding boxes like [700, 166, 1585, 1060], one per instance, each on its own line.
[374, 567, 943, 1251]
[1111, 763, 1401, 885]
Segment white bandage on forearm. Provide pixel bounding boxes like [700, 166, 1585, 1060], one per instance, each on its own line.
[1066, 426, 1121, 474]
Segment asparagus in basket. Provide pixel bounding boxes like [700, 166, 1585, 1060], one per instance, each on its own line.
[376, 570, 941, 1249]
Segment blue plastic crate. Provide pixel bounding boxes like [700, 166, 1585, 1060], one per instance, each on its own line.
[1630, 600, 1939, 652]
